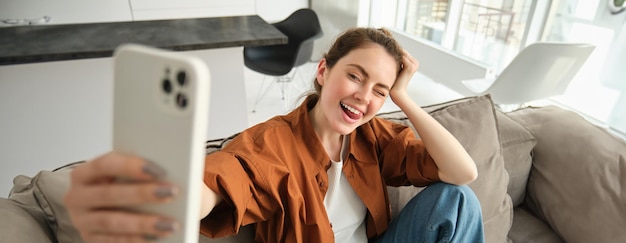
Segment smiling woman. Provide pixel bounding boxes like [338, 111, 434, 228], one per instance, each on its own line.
[63, 27, 484, 243]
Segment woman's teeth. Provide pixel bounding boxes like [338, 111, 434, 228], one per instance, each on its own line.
[341, 103, 361, 115]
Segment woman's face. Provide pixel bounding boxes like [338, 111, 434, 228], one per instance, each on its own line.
[315, 43, 398, 135]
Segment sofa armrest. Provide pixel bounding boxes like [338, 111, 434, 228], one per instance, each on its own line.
[0, 198, 55, 243]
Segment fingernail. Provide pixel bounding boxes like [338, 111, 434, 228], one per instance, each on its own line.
[155, 220, 178, 232]
[154, 186, 176, 198]
[143, 160, 166, 179]
[143, 234, 158, 241]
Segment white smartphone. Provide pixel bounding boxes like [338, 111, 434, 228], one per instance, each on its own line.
[112, 44, 210, 243]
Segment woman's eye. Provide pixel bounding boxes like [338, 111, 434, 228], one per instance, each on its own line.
[348, 73, 361, 81]
[374, 90, 387, 97]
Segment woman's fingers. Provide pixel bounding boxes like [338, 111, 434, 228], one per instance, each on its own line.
[392, 49, 419, 95]
[63, 152, 181, 242]
[65, 152, 175, 209]
[81, 234, 156, 243]
[72, 152, 165, 184]
[401, 49, 419, 74]
[67, 182, 178, 209]
[77, 210, 178, 243]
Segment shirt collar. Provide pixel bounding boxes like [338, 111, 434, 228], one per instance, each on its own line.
[287, 95, 332, 170]
[288, 95, 376, 166]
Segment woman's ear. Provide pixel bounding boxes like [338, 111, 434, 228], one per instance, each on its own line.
[316, 58, 327, 86]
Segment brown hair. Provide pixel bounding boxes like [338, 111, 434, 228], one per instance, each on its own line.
[305, 27, 404, 105]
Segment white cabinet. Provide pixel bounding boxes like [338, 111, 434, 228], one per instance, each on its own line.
[0, 0, 132, 25]
[1, 0, 262, 24]
[130, 0, 257, 20]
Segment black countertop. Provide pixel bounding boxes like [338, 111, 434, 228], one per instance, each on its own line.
[0, 15, 287, 65]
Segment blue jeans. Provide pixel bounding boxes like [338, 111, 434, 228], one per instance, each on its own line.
[373, 183, 485, 243]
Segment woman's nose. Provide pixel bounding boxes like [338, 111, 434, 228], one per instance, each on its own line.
[354, 86, 371, 105]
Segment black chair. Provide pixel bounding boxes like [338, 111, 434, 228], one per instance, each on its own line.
[244, 8, 323, 112]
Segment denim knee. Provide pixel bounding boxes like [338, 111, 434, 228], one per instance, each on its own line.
[423, 183, 484, 242]
[424, 183, 481, 208]
[376, 183, 485, 243]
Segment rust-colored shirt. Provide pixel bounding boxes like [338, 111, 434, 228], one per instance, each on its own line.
[200, 96, 440, 242]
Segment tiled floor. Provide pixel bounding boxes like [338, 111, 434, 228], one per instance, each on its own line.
[243, 62, 465, 127]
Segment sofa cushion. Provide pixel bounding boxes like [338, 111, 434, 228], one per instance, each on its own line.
[378, 95, 513, 243]
[508, 207, 564, 243]
[508, 106, 626, 243]
[0, 198, 56, 243]
[9, 162, 85, 243]
[495, 110, 536, 206]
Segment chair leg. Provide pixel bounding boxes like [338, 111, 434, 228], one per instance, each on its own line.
[277, 68, 300, 112]
[251, 67, 309, 113]
[251, 75, 276, 113]
[295, 66, 312, 94]
[280, 76, 290, 111]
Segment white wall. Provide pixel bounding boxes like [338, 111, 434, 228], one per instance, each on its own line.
[310, 0, 366, 61]
[0, 0, 309, 197]
[256, 0, 309, 22]
[0, 59, 114, 196]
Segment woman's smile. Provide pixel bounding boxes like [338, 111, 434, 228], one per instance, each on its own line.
[340, 102, 363, 122]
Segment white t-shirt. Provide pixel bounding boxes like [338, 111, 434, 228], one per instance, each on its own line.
[323, 136, 368, 243]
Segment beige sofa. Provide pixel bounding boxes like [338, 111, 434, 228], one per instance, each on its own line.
[2, 95, 624, 243]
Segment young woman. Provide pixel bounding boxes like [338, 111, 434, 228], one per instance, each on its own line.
[64, 27, 484, 243]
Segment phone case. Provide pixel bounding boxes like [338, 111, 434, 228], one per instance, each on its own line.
[112, 44, 210, 243]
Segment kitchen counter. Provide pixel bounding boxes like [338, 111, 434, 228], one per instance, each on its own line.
[0, 15, 287, 65]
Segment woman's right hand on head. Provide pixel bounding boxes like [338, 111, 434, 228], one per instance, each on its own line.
[63, 152, 179, 242]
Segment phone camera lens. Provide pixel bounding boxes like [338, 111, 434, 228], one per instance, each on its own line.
[177, 71, 187, 86]
[176, 92, 188, 109]
[162, 79, 173, 94]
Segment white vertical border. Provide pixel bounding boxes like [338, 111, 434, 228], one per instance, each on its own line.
[441, 0, 463, 49]
[358, 0, 371, 26]
[395, 0, 408, 29]
[523, 0, 552, 47]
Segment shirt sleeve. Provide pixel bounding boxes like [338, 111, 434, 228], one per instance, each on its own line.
[369, 117, 440, 187]
[200, 130, 286, 238]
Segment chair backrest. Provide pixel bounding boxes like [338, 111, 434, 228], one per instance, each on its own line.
[486, 42, 595, 105]
[273, 8, 323, 67]
[243, 9, 323, 76]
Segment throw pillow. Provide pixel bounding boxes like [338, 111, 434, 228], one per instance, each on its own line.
[0, 198, 56, 243]
[495, 110, 536, 207]
[378, 95, 513, 243]
[508, 106, 626, 243]
[8, 162, 85, 243]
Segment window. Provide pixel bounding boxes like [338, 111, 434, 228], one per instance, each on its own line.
[396, 0, 535, 72]
[543, 0, 625, 134]
[374, 0, 626, 136]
